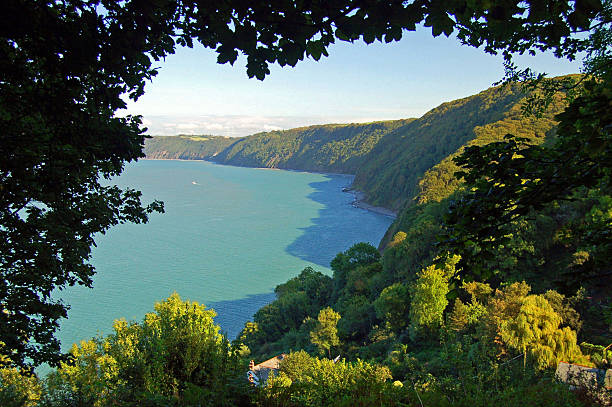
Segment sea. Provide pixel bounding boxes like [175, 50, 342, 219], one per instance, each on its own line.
[55, 159, 394, 352]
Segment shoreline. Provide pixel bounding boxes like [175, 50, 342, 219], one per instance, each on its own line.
[344, 189, 397, 219]
[143, 157, 397, 219]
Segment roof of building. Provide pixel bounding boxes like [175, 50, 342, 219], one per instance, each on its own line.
[253, 353, 287, 372]
[247, 353, 287, 385]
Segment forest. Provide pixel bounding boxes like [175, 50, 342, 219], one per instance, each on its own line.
[1, 0, 611, 406]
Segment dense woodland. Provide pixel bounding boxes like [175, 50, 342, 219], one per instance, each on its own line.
[2, 0, 611, 406]
[144, 135, 237, 160]
[145, 119, 411, 175]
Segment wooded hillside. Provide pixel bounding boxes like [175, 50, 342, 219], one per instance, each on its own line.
[144, 80, 567, 215]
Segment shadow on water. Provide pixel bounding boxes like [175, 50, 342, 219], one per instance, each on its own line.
[211, 174, 393, 340]
[210, 292, 276, 339]
[286, 175, 393, 269]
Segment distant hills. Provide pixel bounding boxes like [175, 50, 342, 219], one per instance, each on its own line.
[144, 120, 412, 174]
[144, 79, 568, 242]
[144, 135, 236, 160]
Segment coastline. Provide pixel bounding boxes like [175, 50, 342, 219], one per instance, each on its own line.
[344, 189, 397, 219]
[143, 157, 397, 219]
[142, 157, 207, 161]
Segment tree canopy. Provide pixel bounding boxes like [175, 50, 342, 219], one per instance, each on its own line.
[310, 307, 341, 358]
[440, 2, 611, 289]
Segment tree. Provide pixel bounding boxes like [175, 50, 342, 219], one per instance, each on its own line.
[1, 1, 173, 367]
[274, 266, 333, 308]
[262, 351, 395, 407]
[409, 255, 459, 335]
[0, 353, 41, 407]
[446, 282, 490, 333]
[500, 295, 581, 369]
[310, 307, 341, 358]
[44, 293, 247, 406]
[480, 282, 532, 349]
[2, 0, 604, 367]
[441, 3, 611, 290]
[373, 283, 410, 332]
[330, 242, 381, 300]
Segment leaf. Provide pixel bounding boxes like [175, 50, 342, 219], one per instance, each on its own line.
[216, 48, 238, 65]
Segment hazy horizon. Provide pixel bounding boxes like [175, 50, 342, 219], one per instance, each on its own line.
[141, 113, 416, 138]
[126, 26, 584, 138]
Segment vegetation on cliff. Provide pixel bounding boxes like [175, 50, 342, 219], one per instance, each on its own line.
[145, 80, 566, 214]
[144, 120, 411, 173]
[144, 135, 238, 160]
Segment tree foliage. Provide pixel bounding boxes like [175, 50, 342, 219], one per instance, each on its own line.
[1, 0, 175, 367]
[409, 256, 459, 334]
[500, 295, 581, 369]
[1, 0, 606, 371]
[0, 354, 41, 407]
[43, 293, 247, 406]
[259, 351, 397, 407]
[310, 307, 341, 358]
[373, 283, 410, 332]
[240, 267, 332, 357]
[441, 3, 612, 291]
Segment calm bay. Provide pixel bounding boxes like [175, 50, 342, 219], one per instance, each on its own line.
[56, 159, 393, 350]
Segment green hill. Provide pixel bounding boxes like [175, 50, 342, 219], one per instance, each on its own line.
[144, 81, 565, 219]
[212, 120, 412, 173]
[379, 83, 568, 246]
[143, 135, 238, 160]
[143, 121, 411, 173]
[352, 82, 567, 212]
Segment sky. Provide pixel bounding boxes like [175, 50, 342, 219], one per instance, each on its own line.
[124, 27, 584, 137]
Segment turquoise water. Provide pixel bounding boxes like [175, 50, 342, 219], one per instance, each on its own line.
[56, 160, 393, 349]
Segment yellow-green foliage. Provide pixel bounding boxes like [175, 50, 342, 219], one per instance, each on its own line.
[447, 298, 487, 333]
[0, 354, 41, 407]
[259, 351, 399, 407]
[387, 231, 407, 248]
[310, 307, 341, 357]
[46, 293, 246, 406]
[46, 339, 119, 407]
[416, 90, 565, 205]
[409, 255, 460, 332]
[500, 294, 582, 369]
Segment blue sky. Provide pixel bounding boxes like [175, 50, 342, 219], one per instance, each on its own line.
[124, 27, 583, 137]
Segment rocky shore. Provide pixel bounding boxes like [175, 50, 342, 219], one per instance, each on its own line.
[343, 188, 397, 218]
